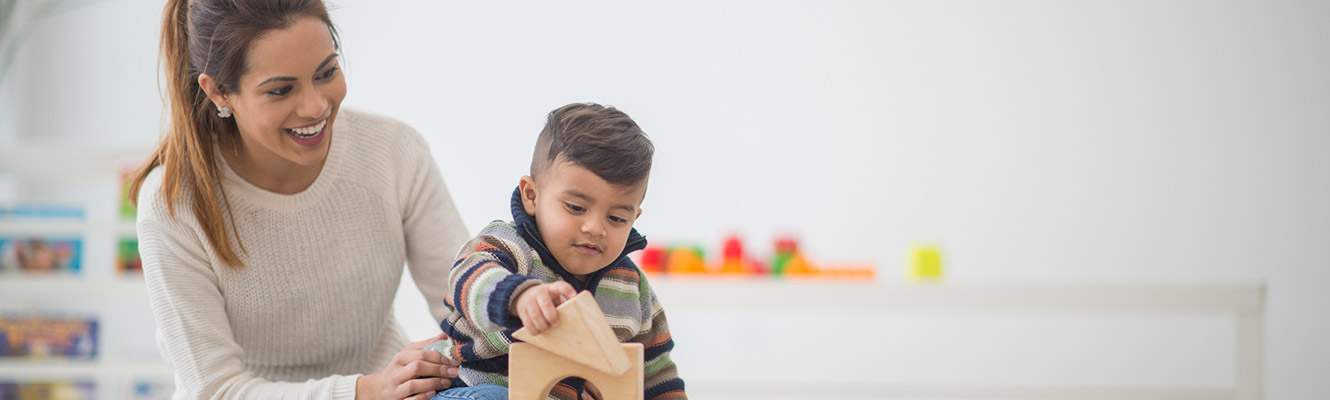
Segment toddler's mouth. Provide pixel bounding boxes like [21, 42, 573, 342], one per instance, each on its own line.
[574, 243, 602, 255]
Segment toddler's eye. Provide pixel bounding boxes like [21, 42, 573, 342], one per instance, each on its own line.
[609, 216, 626, 224]
[566, 203, 585, 213]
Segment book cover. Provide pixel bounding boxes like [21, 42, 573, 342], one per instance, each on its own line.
[117, 238, 142, 274]
[0, 380, 96, 400]
[0, 313, 98, 360]
[0, 204, 85, 221]
[129, 378, 173, 400]
[120, 164, 138, 220]
[0, 236, 82, 275]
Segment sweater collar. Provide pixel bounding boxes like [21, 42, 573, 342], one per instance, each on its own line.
[509, 187, 647, 289]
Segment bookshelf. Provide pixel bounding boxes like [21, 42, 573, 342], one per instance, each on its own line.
[0, 140, 171, 399]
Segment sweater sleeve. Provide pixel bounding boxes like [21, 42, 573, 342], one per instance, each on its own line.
[396, 125, 472, 326]
[447, 222, 543, 333]
[633, 275, 687, 400]
[136, 176, 359, 400]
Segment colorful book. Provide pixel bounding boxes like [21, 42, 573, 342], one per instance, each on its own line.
[0, 236, 83, 275]
[0, 204, 84, 221]
[130, 378, 173, 400]
[117, 238, 142, 274]
[0, 380, 96, 400]
[0, 313, 98, 359]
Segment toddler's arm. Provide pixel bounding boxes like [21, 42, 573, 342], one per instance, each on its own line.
[447, 221, 544, 332]
[511, 281, 577, 335]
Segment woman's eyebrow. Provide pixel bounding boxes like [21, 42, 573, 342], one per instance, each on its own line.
[254, 53, 339, 88]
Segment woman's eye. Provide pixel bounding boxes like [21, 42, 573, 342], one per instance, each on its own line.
[318, 66, 339, 80]
[267, 86, 292, 96]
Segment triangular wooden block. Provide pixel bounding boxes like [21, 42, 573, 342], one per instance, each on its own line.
[512, 290, 631, 375]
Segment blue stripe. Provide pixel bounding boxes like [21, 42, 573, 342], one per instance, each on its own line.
[490, 274, 535, 329]
[464, 355, 509, 373]
[451, 259, 487, 321]
[644, 338, 674, 361]
[646, 378, 685, 399]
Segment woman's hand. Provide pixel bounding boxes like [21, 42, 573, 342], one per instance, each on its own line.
[356, 332, 460, 400]
[512, 281, 578, 335]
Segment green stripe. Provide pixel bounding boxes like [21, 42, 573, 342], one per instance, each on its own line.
[644, 352, 673, 376]
[595, 284, 639, 303]
[467, 267, 507, 325]
[480, 329, 510, 353]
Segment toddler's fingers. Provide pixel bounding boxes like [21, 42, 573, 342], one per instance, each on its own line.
[538, 288, 561, 328]
[551, 281, 577, 303]
[526, 302, 550, 333]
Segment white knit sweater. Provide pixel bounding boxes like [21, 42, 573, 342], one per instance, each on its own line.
[136, 109, 469, 399]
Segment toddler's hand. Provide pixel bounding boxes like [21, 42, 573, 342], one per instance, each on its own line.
[513, 281, 577, 335]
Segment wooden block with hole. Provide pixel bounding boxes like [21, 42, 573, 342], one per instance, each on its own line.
[510, 291, 644, 400]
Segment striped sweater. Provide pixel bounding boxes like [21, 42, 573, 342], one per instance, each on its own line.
[436, 189, 686, 400]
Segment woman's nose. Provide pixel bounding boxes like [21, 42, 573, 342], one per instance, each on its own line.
[298, 85, 328, 118]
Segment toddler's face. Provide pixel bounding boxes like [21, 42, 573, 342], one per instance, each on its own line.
[522, 160, 645, 279]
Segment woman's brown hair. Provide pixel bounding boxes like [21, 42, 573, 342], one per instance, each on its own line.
[128, 0, 339, 267]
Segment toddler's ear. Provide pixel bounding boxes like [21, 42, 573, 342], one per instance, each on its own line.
[518, 176, 539, 215]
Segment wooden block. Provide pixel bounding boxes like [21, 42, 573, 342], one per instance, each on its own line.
[510, 342, 644, 400]
[512, 291, 631, 375]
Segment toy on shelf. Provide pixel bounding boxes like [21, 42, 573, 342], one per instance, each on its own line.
[634, 234, 873, 280]
[637, 246, 666, 274]
[908, 244, 944, 282]
[717, 235, 767, 275]
[664, 246, 707, 275]
[510, 291, 643, 400]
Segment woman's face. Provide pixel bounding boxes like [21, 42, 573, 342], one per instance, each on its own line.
[221, 16, 345, 170]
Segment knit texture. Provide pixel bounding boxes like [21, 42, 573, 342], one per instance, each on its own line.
[438, 189, 686, 400]
[136, 109, 469, 399]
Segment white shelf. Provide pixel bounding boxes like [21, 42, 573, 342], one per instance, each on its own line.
[0, 221, 136, 236]
[0, 140, 150, 180]
[650, 278, 1264, 316]
[0, 278, 149, 308]
[648, 279, 1265, 400]
[0, 360, 170, 379]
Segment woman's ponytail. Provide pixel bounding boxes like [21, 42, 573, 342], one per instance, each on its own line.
[130, 0, 244, 267]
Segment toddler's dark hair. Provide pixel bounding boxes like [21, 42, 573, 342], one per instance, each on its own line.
[530, 103, 653, 187]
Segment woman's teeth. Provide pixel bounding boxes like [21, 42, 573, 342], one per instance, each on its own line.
[287, 120, 326, 138]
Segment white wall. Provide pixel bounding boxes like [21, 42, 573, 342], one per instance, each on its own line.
[2, 0, 1327, 398]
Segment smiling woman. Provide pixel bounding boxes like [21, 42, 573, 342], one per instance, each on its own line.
[200, 17, 346, 194]
[125, 0, 471, 399]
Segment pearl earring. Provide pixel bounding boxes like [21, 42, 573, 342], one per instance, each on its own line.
[217, 106, 232, 118]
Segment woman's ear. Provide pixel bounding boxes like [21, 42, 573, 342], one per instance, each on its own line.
[518, 176, 538, 216]
[198, 74, 230, 110]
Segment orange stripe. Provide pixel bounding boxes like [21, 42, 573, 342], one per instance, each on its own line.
[457, 257, 503, 315]
[606, 267, 638, 281]
[648, 330, 673, 347]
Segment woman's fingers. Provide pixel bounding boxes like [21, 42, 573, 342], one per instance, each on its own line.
[398, 376, 452, 399]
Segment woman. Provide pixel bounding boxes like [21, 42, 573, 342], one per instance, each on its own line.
[129, 0, 466, 398]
